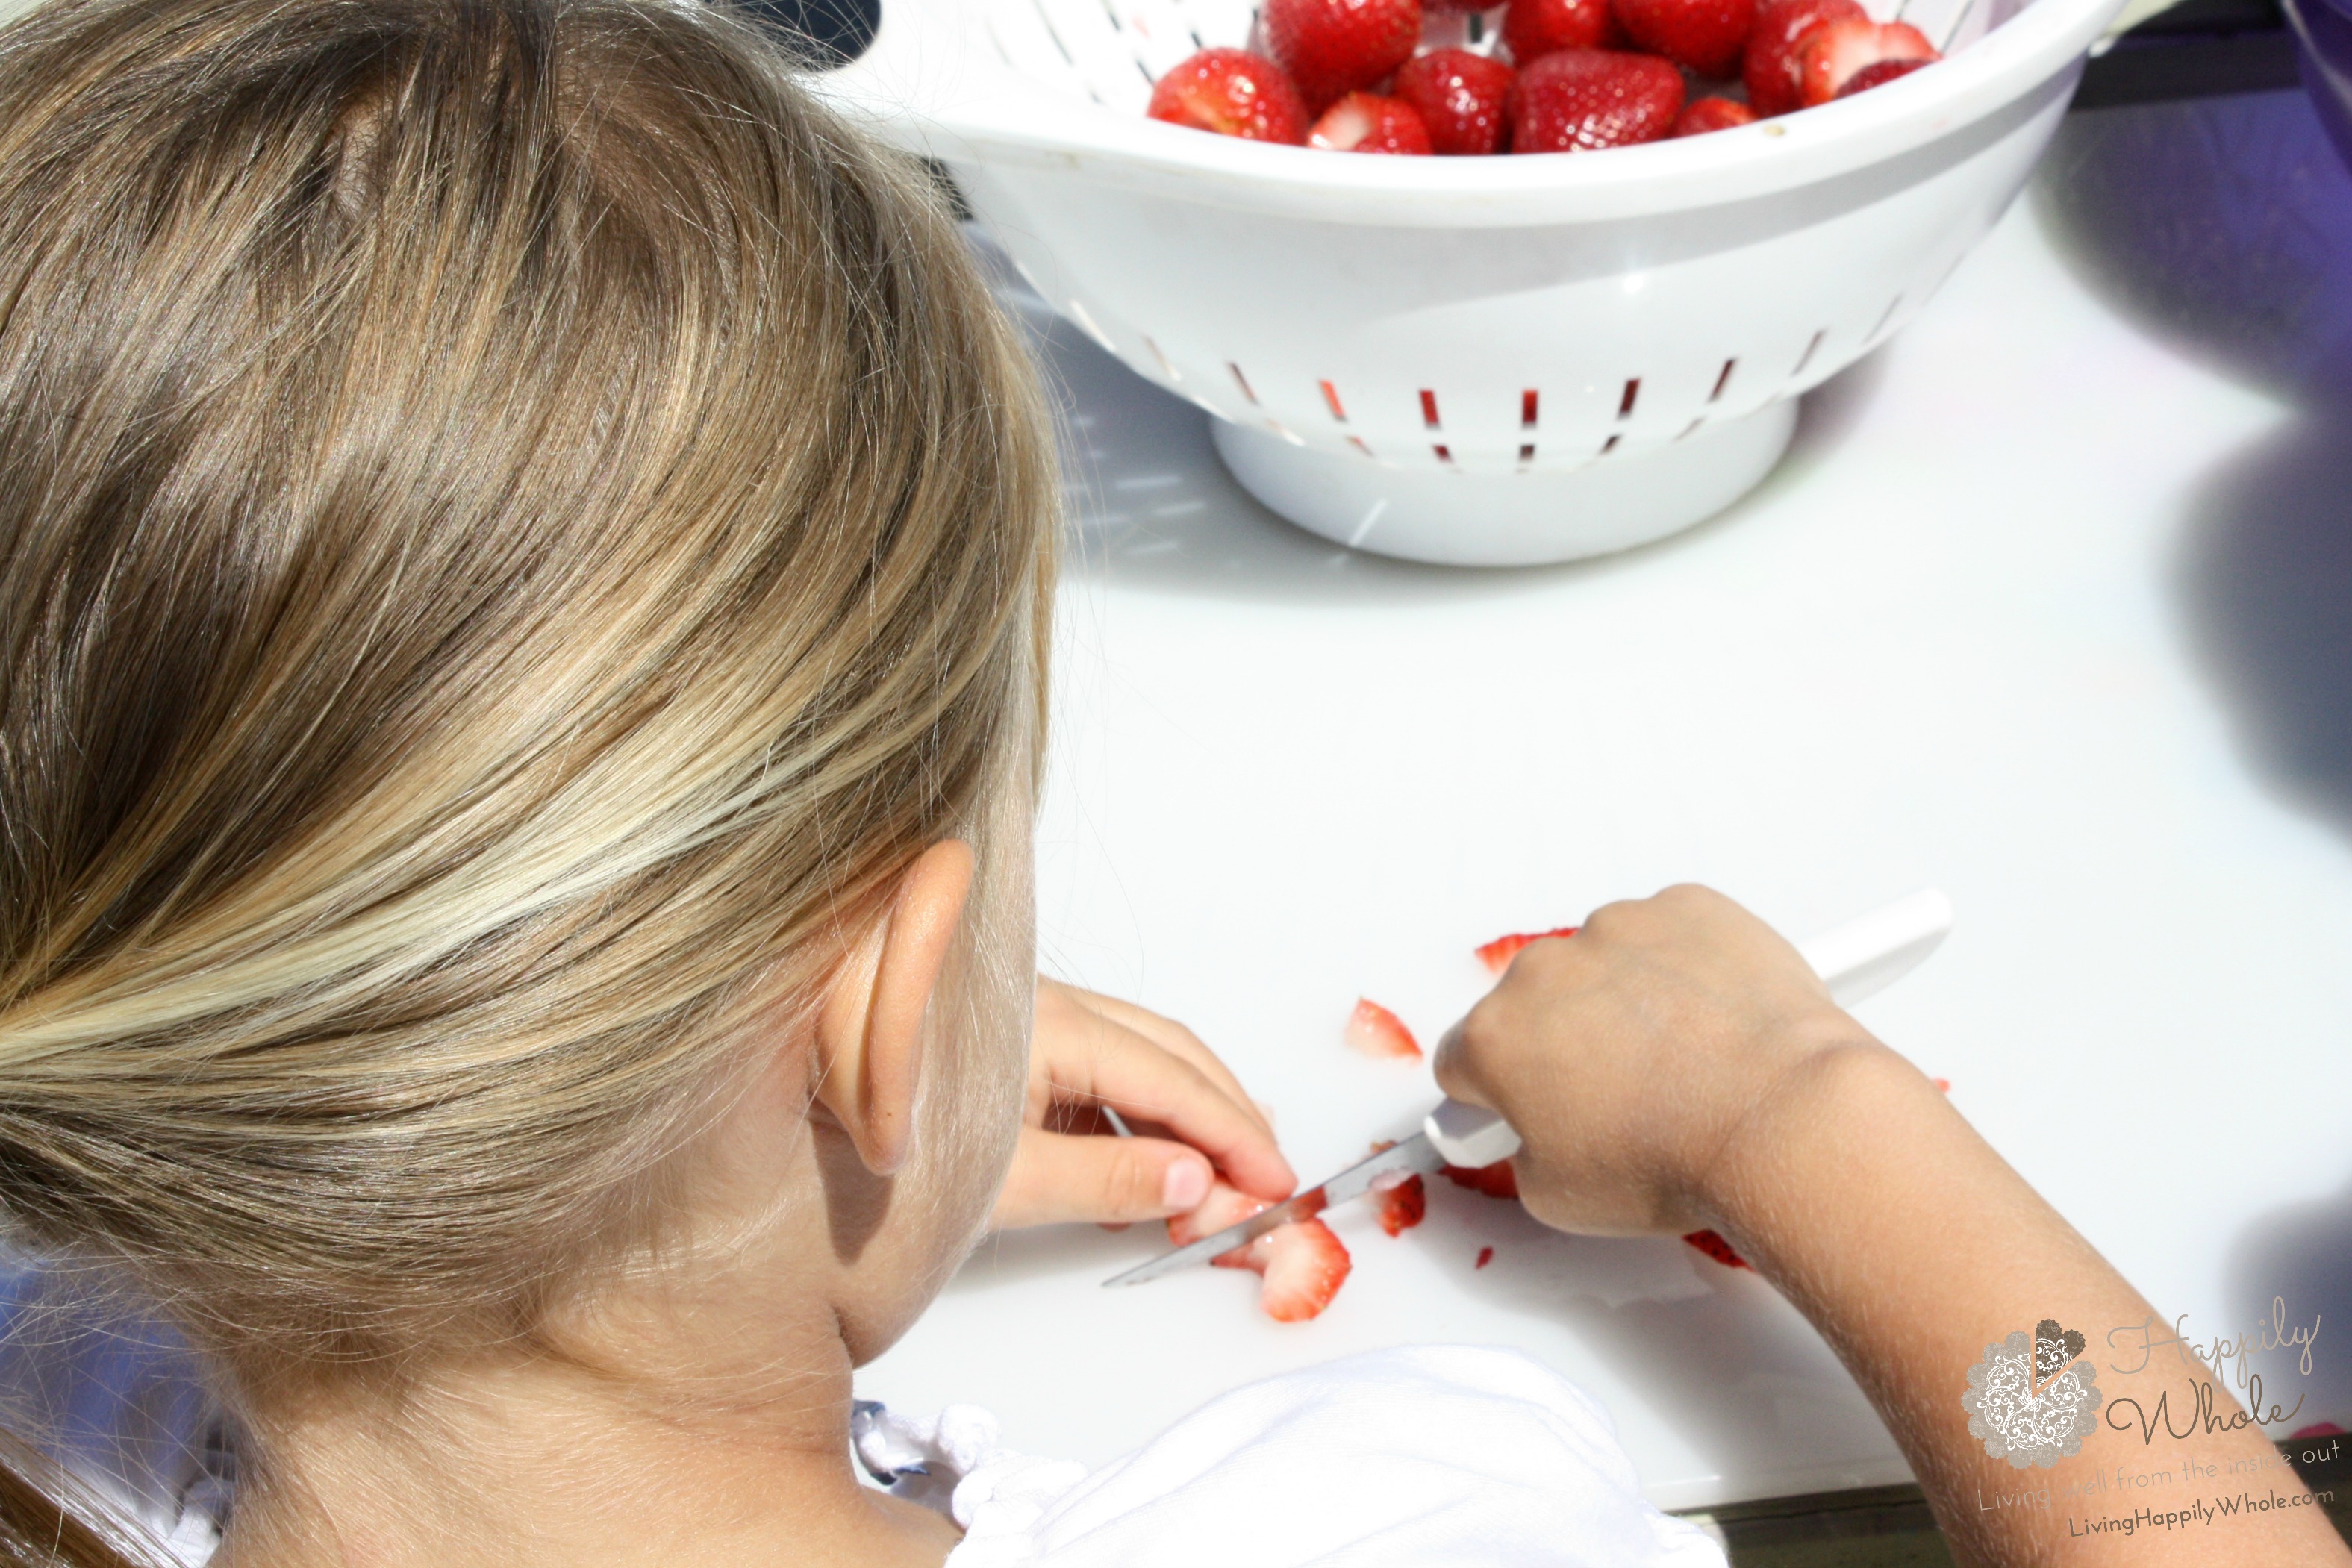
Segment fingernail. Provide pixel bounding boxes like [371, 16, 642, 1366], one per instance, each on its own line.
[1161, 1158, 1210, 1211]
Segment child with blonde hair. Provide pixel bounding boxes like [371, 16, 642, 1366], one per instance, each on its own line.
[0, 3, 2339, 1566]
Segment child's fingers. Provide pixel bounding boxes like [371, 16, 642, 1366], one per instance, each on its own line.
[1059, 1024, 1297, 1202]
[989, 1127, 1214, 1229]
[1041, 981, 1275, 1143]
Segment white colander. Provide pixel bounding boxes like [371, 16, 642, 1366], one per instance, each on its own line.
[817, 0, 2123, 564]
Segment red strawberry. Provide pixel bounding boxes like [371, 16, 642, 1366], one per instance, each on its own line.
[1393, 49, 1517, 154]
[1345, 998, 1422, 1060]
[1612, 0, 1755, 79]
[1742, 0, 1861, 115]
[1672, 95, 1757, 134]
[1168, 1178, 1270, 1249]
[1264, 0, 1423, 113]
[1500, 0, 1621, 63]
[1933, 1077, 1951, 1093]
[1683, 1228, 1752, 1269]
[1835, 55, 1932, 96]
[1147, 49, 1311, 142]
[1442, 1158, 1519, 1199]
[1474, 925, 1580, 974]
[1371, 1172, 1428, 1235]
[1309, 91, 1434, 153]
[1241, 1216, 1353, 1321]
[1797, 18, 1935, 107]
[1476, 1245, 1496, 1269]
[1509, 49, 1683, 153]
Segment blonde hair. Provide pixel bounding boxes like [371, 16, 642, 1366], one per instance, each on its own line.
[0, 0, 1055, 1559]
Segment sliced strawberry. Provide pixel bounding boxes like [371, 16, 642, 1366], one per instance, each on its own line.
[1147, 49, 1311, 143]
[1345, 997, 1422, 1060]
[1612, 0, 1755, 78]
[1442, 1158, 1519, 1200]
[1683, 1228, 1752, 1268]
[1253, 1216, 1353, 1319]
[1672, 95, 1757, 135]
[1366, 1140, 1429, 1236]
[1309, 91, 1434, 153]
[1835, 55, 1933, 96]
[1392, 49, 1517, 154]
[1264, 0, 1423, 113]
[1474, 925, 1580, 974]
[1742, 0, 1861, 115]
[1501, 0, 1622, 63]
[1167, 1178, 1269, 1249]
[1476, 1245, 1496, 1269]
[1797, 18, 1935, 107]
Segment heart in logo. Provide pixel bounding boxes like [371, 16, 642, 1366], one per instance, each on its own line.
[2033, 1319, 2086, 1389]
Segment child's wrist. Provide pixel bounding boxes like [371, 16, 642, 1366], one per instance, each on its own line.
[1688, 1032, 1934, 1246]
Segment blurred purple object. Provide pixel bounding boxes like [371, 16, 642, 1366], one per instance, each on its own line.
[2287, 0, 2352, 172]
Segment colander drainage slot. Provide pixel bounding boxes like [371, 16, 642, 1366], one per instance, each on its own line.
[1229, 363, 1259, 405]
[1868, 295, 1903, 343]
[1676, 418, 1706, 440]
[1618, 379, 1641, 419]
[1709, 360, 1736, 402]
[1432, 443, 1454, 463]
[1517, 443, 1535, 466]
[1143, 336, 1179, 381]
[1520, 390, 1539, 428]
[1419, 390, 1442, 429]
[1600, 434, 1621, 455]
[1320, 380, 1348, 421]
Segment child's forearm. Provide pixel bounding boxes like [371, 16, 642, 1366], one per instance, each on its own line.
[1703, 1045, 2350, 1567]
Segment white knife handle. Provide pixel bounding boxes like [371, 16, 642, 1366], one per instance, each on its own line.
[1420, 889, 1955, 1169]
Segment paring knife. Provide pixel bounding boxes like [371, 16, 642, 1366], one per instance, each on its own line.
[1102, 888, 1955, 1288]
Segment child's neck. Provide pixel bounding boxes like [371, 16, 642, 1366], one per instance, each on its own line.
[215, 1317, 958, 1568]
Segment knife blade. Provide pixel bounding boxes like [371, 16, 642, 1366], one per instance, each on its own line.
[1102, 887, 1953, 1289]
[1102, 1134, 1444, 1287]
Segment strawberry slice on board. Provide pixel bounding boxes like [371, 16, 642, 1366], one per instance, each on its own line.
[1366, 1142, 1429, 1236]
[1796, 17, 1936, 107]
[1264, 0, 1425, 113]
[1147, 48, 1311, 143]
[1241, 1217, 1355, 1321]
[1474, 925, 1580, 974]
[1392, 49, 1517, 154]
[1442, 1158, 1520, 1200]
[1673, 95, 1759, 134]
[1345, 998, 1423, 1060]
[1500, 0, 1623, 63]
[1741, 0, 1862, 115]
[1309, 91, 1435, 153]
[1683, 1228, 1753, 1269]
[1611, 0, 1756, 79]
[1835, 55, 1933, 96]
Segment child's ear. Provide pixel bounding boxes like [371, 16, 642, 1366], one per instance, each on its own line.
[812, 839, 975, 1176]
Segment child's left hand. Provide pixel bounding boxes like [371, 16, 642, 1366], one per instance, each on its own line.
[990, 980, 1297, 1229]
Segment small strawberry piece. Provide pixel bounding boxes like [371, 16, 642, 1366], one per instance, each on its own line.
[1684, 1228, 1752, 1269]
[1309, 91, 1434, 153]
[1742, 0, 1861, 116]
[1797, 17, 1935, 107]
[1167, 1178, 1270, 1250]
[1672, 95, 1758, 135]
[1474, 925, 1580, 974]
[1264, 0, 1423, 113]
[1612, 0, 1754, 79]
[1147, 49, 1311, 143]
[1501, 0, 1621, 64]
[1442, 1158, 1519, 1200]
[1476, 1245, 1496, 1269]
[1371, 1172, 1427, 1235]
[1345, 998, 1422, 1060]
[1933, 1076, 1951, 1093]
[1235, 1217, 1354, 1320]
[1393, 49, 1517, 154]
[1835, 55, 1932, 96]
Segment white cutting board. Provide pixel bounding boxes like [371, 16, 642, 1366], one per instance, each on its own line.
[861, 96, 2352, 1510]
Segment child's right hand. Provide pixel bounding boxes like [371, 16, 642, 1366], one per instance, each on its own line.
[1432, 884, 1894, 1237]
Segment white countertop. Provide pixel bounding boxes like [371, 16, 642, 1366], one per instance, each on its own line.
[861, 87, 2352, 1510]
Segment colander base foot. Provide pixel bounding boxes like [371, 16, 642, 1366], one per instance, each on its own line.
[1211, 401, 1798, 568]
